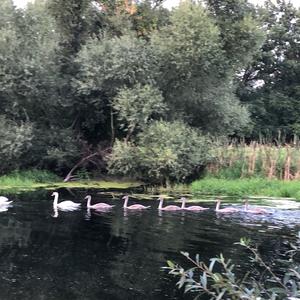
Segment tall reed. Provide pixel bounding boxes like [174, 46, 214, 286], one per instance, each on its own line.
[207, 142, 300, 180]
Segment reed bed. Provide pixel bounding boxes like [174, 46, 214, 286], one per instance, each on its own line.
[207, 142, 300, 180]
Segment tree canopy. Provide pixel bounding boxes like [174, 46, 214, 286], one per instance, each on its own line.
[1, 0, 299, 182]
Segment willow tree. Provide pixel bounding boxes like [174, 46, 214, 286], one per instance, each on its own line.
[152, 1, 264, 135]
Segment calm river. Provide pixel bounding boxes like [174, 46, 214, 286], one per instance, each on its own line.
[0, 188, 299, 300]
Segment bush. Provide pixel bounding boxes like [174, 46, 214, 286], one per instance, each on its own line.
[0, 115, 33, 174]
[108, 121, 215, 184]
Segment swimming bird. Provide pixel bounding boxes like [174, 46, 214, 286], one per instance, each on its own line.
[215, 198, 239, 213]
[52, 192, 81, 211]
[244, 199, 268, 214]
[180, 197, 209, 211]
[158, 196, 182, 211]
[85, 195, 115, 210]
[0, 196, 12, 205]
[123, 195, 150, 210]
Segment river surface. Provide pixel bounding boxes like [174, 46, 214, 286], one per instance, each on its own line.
[0, 188, 299, 300]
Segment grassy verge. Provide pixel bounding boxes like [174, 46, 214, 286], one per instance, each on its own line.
[191, 178, 300, 199]
[0, 170, 60, 187]
[0, 170, 141, 192]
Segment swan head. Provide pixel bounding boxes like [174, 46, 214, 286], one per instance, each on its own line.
[180, 197, 187, 202]
[51, 192, 58, 197]
[85, 195, 91, 200]
[158, 195, 164, 201]
[122, 195, 128, 200]
[216, 198, 221, 203]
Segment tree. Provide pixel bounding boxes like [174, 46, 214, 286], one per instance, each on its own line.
[238, 0, 300, 140]
[113, 83, 166, 142]
[74, 34, 161, 143]
[151, 1, 262, 135]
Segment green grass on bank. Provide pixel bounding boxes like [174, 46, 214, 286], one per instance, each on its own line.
[191, 178, 300, 199]
[0, 170, 60, 187]
[0, 170, 141, 191]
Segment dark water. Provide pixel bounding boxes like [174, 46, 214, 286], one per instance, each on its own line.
[0, 189, 300, 300]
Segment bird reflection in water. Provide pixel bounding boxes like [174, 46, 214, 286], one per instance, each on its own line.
[52, 205, 81, 218]
[85, 207, 113, 220]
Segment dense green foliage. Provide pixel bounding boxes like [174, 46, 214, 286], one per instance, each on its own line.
[108, 121, 214, 184]
[0, 0, 299, 183]
[239, 1, 300, 139]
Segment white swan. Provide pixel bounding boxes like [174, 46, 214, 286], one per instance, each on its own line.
[0, 196, 12, 205]
[52, 192, 81, 211]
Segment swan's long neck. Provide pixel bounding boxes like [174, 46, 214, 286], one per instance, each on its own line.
[216, 200, 221, 211]
[181, 198, 186, 209]
[123, 196, 129, 208]
[158, 198, 164, 209]
[244, 202, 249, 211]
[53, 193, 59, 208]
[86, 196, 92, 208]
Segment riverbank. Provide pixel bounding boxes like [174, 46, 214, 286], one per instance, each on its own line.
[2, 170, 300, 201]
[191, 178, 300, 200]
[0, 170, 141, 192]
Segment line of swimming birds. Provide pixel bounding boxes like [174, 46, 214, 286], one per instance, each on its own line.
[0, 192, 269, 214]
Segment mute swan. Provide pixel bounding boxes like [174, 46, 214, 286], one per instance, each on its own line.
[244, 200, 268, 214]
[158, 196, 182, 211]
[215, 199, 239, 213]
[180, 197, 209, 211]
[85, 195, 115, 209]
[123, 195, 150, 210]
[0, 196, 12, 205]
[52, 192, 81, 210]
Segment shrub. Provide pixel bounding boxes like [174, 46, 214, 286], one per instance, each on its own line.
[108, 121, 215, 184]
[0, 115, 33, 174]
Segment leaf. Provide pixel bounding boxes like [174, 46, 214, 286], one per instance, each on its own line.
[200, 272, 207, 289]
[181, 251, 189, 258]
[166, 260, 175, 269]
[216, 289, 226, 300]
[178, 275, 186, 289]
[209, 258, 217, 272]
[267, 287, 286, 294]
